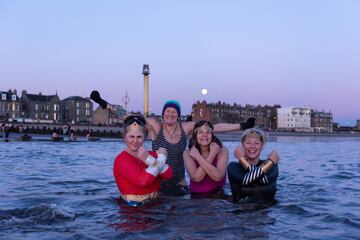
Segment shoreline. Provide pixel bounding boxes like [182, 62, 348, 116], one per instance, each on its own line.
[215, 130, 360, 141]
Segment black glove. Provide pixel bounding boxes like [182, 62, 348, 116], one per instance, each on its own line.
[240, 117, 255, 130]
[90, 90, 108, 109]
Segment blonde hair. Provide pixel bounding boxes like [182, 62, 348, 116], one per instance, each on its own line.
[240, 128, 267, 145]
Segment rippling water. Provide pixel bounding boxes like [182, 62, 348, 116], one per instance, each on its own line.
[1, 136, 360, 239]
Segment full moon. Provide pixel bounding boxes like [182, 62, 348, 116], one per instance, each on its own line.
[201, 88, 208, 95]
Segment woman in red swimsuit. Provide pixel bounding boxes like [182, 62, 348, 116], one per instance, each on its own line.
[113, 115, 172, 206]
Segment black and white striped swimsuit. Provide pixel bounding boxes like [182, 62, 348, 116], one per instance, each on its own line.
[152, 125, 187, 186]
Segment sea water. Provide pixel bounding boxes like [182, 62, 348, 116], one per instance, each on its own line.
[1, 136, 360, 239]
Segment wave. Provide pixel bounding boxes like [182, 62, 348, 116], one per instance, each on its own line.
[0, 203, 75, 227]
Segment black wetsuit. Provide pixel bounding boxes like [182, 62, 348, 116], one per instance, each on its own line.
[228, 159, 279, 202]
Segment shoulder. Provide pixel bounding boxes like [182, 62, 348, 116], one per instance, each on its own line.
[115, 151, 127, 160]
[114, 151, 131, 168]
[183, 149, 191, 158]
[183, 148, 190, 155]
[217, 147, 229, 160]
[220, 147, 229, 155]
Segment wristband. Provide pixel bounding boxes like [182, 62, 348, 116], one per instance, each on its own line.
[160, 164, 169, 174]
[267, 158, 275, 165]
[144, 155, 156, 166]
[155, 154, 166, 168]
[260, 159, 274, 173]
[239, 156, 251, 170]
[145, 165, 160, 177]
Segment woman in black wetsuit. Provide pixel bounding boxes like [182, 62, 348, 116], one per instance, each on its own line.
[228, 128, 279, 202]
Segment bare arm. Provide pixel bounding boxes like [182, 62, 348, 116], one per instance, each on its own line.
[195, 147, 229, 182]
[214, 118, 256, 133]
[184, 148, 207, 182]
[146, 116, 161, 140]
[213, 123, 240, 133]
[181, 121, 196, 136]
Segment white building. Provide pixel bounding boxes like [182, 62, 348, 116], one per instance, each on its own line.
[277, 107, 311, 132]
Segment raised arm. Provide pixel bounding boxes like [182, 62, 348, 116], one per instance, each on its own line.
[90, 90, 118, 116]
[213, 118, 256, 133]
[145, 116, 161, 140]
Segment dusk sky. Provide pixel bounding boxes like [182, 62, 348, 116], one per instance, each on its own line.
[1, 1, 359, 125]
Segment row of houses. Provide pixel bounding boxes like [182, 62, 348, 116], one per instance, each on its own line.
[0, 89, 126, 125]
[191, 101, 333, 133]
[0, 89, 344, 132]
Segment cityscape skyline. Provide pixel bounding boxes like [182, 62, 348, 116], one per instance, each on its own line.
[1, 1, 359, 126]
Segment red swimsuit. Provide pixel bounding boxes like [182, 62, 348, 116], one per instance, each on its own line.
[113, 151, 172, 195]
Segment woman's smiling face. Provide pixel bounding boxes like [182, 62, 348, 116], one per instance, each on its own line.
[242, 135, 263, 161]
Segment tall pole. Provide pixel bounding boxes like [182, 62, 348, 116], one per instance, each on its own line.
[122, 91, 130, 113]
[142, 64, 150, 117]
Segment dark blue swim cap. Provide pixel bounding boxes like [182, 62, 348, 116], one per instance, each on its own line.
[162, 100, 181, 117]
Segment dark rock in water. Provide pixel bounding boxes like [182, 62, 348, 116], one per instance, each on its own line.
[87, 137, 100, 141]
[52, 136, 64, 142]
[19, 134, 32, 141]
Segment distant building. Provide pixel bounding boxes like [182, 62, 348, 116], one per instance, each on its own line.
[277, 107, 311, 132]
[0, 89, 21, 121]
[92, 104, 126, 126]
[311, 110, 333, 133]
[191, 100, 280, 130]
[356, 120, 360, 131]
[61, 96, 93, 124]
[21, 90, 61, 123]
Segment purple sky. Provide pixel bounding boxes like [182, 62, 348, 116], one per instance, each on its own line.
[0, 1, 359, 125]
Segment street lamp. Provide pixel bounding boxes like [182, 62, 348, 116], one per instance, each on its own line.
[142, 64, 150, 117]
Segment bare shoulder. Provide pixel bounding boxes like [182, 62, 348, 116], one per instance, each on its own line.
[218, 147, 229, 159]
[183, 148, 190, 157]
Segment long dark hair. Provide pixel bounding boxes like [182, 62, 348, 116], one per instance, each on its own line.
[188, 120, 223, 153]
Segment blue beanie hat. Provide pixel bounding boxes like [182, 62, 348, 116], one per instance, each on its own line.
[162, 100, 181, 117]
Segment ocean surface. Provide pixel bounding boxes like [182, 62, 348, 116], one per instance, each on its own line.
[1, 135, 360, 240]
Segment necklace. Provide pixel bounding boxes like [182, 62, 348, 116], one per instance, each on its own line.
[164, 123, 178, 139]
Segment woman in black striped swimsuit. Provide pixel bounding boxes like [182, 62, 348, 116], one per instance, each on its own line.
[228, 128, 279, 202]
[146, 100, 256, 196]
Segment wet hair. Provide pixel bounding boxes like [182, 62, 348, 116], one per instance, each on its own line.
[188, 120, 223, 152]
[123, 115, 147, 136]
[240, 128, 267, 145]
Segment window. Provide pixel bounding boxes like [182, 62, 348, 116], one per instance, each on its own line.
[45, 114, 49, 119]
[76, 102, 80, 108]
[35, 113, 38, 119]
[76, 109, 80, 115]
[86, 109, 90, 116]
[1, 94, 6, 100]
[12, 95, 16, 101]
[54, 104, 58, 111]
[86, 103, 90, 108]
[35, 104, 38, 110]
